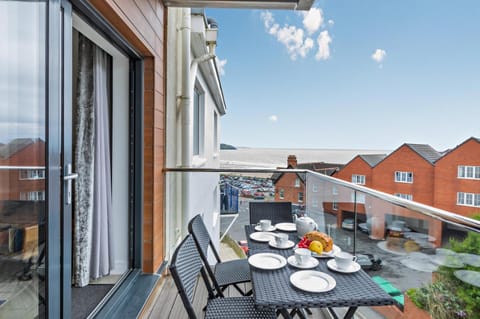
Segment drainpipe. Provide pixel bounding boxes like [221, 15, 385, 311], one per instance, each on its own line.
[180, 8, 192, 236]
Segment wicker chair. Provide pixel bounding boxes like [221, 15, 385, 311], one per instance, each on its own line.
[169, 235, 276, 319]
[188, 214, 251, 296]
[249, 201, 293, 225]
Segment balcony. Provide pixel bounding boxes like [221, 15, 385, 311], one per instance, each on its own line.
[146, 167, 480, 319]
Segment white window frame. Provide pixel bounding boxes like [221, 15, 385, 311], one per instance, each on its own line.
[457, 192, 480, 207]
[213, 111, 219, 154]
[351, 174, 365, 185]
[294, 177, 300, 188]
[312, 183, 318, 193]
[20, 191, 45, 201]
[19, 169, 45, 180]
[395, 171, 413, 183]
[458, 165, 480, 180]
[193, 85, 205, 157]
[298, 192, 304, 202]
[311, 198, 318, 208]
[395, 193, 413, 200]
[279, 189, 285, 199]
[332, 201, 338, 210]
[332, 186, 338, 195]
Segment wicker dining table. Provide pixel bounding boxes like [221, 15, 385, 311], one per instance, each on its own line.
[245, 225, 395, 319]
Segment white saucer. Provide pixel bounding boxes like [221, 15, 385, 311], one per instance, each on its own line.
[268, 239, 295, 249]
[290, 270, 336, 293]
[326, 259, 361, 273]
[287, 255, 319, 269]
[249, 232, 276, 242]
[248, 253, 287, 270]
[275, 222, 296, 232]
[255, 225, 276, 232]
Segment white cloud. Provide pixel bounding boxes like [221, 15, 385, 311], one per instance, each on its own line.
[328, 19, 335, 26]
[371, 49, 387, 63]
[216, 57, 227, 76]
[302, 8, 323, 35]
[268, 115, 278, 122]
[261, 11, 315, 60]
[315, 30, 332, 61]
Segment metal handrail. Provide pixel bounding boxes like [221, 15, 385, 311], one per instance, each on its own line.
[164, 166, 480, 233]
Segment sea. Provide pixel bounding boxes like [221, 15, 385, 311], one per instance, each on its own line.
[220, 147, 390, 169]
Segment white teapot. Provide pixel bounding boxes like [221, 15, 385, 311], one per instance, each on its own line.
[295, 216, 318, 238]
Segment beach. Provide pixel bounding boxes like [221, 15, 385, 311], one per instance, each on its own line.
[220, 147, 390, 169]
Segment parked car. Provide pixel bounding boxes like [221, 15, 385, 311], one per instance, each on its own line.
[253, 191, 264, 200]
[341, 218, 355, 230]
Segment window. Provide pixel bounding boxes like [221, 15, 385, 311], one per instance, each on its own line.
[395, 171, 413, 183]
[312, 183, 318, 192]
[457, 192, 480, 207]
[351, 174, 365, 185]
[395, 193, 413, 200]
[332, 201, 338, 210]
[20, 191, 45, 201]
[312, 199, 318, 207]
[294, 177, 300, 188]
[213, 111, 218, 152]
[19, 169, 45, 180]
[332, 186, 338, 195]
[351, 193, 366, 204]
[279, 189, 284, 199]
[193, 86, 204, 156]
[458, 166, 480, 179]
[298, 192, 304, 202]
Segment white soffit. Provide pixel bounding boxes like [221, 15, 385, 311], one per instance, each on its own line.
[164, 0, 315, 11]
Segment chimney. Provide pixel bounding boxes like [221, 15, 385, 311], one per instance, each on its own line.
[287, 155, 297, 168]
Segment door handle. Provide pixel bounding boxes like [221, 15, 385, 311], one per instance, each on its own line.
[63, 164, 78, 205]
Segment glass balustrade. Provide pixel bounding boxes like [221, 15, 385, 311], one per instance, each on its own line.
[165, 168, 480, 318]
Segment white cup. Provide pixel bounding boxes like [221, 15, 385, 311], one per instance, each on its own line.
[295, 248, 311, 266]
[259, 219, 272, 231]
[334, 251, 357, 270]
[274, 233, 289, 247]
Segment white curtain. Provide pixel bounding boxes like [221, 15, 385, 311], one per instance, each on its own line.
[73, 33, 112, 287]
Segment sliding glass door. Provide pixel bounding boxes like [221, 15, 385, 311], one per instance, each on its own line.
[0, 1, 47, 318]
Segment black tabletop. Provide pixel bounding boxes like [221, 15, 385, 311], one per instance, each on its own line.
[245, 225, 395, 310]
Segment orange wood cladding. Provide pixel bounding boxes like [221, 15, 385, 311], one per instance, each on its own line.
[90, 0, 166, 273]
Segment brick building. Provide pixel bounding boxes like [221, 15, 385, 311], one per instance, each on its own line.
[329, 138, 480, 244]
[272, 155, 343, 208]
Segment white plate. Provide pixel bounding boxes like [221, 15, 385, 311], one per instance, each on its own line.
[326, 259, 361, 273]
[249, 232, 276, 242]
[310, 244, 341, 258]
[268, 239, 295, 249]
[275, 222, 296, 232]
[248, 253, 287, 270]
[255, 225, 276, 232]
[287, 255, 319, 269]
[290, 270, 336, 293]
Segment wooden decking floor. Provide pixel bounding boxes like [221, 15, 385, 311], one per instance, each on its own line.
[144, 274, 333, 319]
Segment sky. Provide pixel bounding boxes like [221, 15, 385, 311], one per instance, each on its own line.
[207, 0, 480, 151]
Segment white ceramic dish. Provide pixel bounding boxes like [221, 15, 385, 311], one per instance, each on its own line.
[275, 222, 297, 232]
[255, 225, 276, 232]
[287, 255, 319, 269]
[249, 232, 276, 242]
[326, 259, 361, 273]
[248, 253, 287, 270]
[310, 244, 341, 258]
[268, 239, 295, 249]
[290, 270, 336, 293]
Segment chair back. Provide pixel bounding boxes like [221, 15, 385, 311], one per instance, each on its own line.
[188, 214, 221, 262]
[249, 201, 293, 225]
[169, 234, 214, 319]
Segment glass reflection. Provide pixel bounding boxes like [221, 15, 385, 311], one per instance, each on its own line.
[0, 1, 46, 318]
